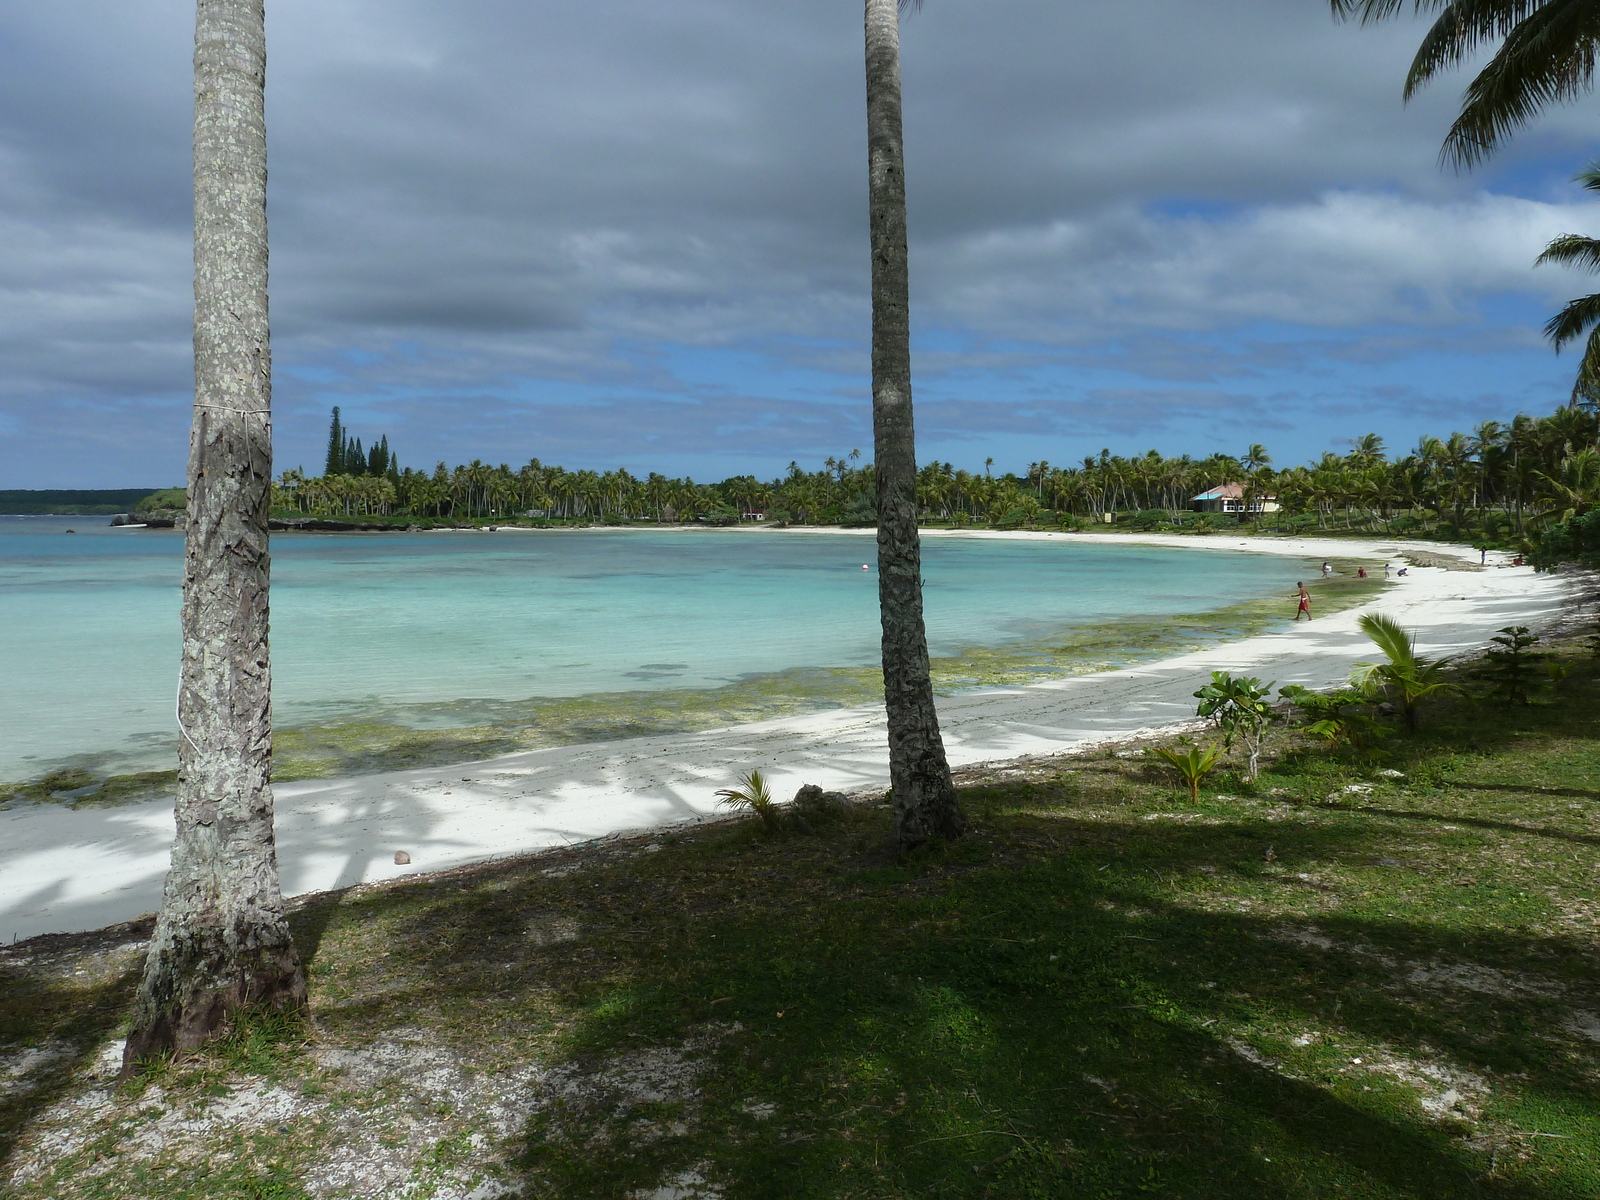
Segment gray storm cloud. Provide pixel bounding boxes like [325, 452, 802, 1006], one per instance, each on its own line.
[1, 0, 1596, 483]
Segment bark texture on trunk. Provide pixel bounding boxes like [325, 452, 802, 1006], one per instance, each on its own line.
[123, 0, 305, 1073]
[864, 0, 966, 849]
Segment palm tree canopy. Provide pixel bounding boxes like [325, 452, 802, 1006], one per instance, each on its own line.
[1332, 0, 1600, 166]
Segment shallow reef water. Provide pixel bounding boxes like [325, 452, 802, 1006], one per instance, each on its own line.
[0, 516, 1375, 795]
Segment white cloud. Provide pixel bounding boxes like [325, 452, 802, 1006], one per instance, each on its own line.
[924, 191, 1600, 337]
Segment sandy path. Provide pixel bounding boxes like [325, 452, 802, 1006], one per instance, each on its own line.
[0, 535, 1578, 942]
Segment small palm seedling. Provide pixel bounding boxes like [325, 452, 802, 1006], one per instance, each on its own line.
[1352, 613, 1461, 733]
[715, 769, 781, 833]
[1146, 740, 1223, 804]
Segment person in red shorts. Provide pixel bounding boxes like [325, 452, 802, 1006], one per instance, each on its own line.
[1295, 581, 1312, 621]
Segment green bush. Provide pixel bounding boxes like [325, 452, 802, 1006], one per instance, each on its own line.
[135, 487, 188, 511]
[838, 494, 878, 527]
[1531, 507, 1600, 570]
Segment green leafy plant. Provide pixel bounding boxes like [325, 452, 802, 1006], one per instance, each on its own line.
[1278, 684, 1385, 748]
[1145, 740, 1223, 804]
[1351, 613, 1462, 733]
[715, 769, 781, 833]
[1193, 671, 1276, 780]
[1483, 625, 1541, 704]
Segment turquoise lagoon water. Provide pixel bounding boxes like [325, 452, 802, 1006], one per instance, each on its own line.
[0, 517, 1307, 780]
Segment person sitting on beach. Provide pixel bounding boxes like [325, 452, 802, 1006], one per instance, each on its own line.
[1357, 566, 1368, 578]
[1396, 567, 1408, 577]
[1295, 582, 1312, 621]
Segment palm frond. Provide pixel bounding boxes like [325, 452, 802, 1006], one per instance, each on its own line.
[1570, 323, 1600, 404]
[1408, 0, 1553, 87]
[1359, 612, 1415, 668]
[1535, 233, 1600, 273]
[1331, 0, 1449, 25]
[1577, 160, 1600, 191]
[1542, 290, 1600, 349]
[1437, 0, 1600, 166]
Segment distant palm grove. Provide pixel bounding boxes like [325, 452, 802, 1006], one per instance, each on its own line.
[265, 402, 1600, 561]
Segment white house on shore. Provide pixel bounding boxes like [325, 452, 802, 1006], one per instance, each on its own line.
[1190, 483, 1279, 514]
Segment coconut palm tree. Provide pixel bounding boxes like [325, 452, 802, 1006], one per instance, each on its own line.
[124, 0, 306, 1072]
[862, 0, 964, 848]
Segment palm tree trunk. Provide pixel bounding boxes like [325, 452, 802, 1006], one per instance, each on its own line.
[124, 0, 305, 1072]
[864, 0, 964, 849]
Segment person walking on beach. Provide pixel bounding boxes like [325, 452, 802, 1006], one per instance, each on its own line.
[1321, 561, 1332, 577]
[1295, 581, 1312, 621]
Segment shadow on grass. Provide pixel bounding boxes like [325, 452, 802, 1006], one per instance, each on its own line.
[1341, 804, 1600, 848]
[1446, 782, 1600, 802]
[0, 921, 148, 1169]
[368, 808, 1597, 1200]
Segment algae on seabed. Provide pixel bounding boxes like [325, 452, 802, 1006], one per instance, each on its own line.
[4, 559, 1384, 798]
[270, 558, 1382, 780]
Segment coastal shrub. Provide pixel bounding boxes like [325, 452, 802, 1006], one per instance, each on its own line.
[134, 486, 187, 512]
[838, 494, 878, 527]
[1278, 684, 1385, 749]
[1530, 506, 1600, 570]
[1193, 671, 1276, 780]
[1126, 508, 1171, 530]
[1145, 740, 1223, 804]
[992, 505, 1035, 529]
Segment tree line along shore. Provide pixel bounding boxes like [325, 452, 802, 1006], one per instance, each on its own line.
[57, 398, 1600, 569]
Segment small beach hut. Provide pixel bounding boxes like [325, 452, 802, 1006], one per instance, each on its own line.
[1190, 483, 1279, 514]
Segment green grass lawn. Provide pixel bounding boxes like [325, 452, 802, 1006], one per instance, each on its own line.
[2, 638, 1597, 1198]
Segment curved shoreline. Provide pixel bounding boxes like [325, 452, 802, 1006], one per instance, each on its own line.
[0, 535, 1575, 942]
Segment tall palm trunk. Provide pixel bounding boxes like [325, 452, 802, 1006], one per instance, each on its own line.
[124, 0, 305, 1071]
[863, 0, 965, 848]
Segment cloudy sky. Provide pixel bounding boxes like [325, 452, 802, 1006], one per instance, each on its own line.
[3, 0, 1600, 487]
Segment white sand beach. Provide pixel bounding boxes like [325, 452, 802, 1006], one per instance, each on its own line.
[0, 533, 1580, 943]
